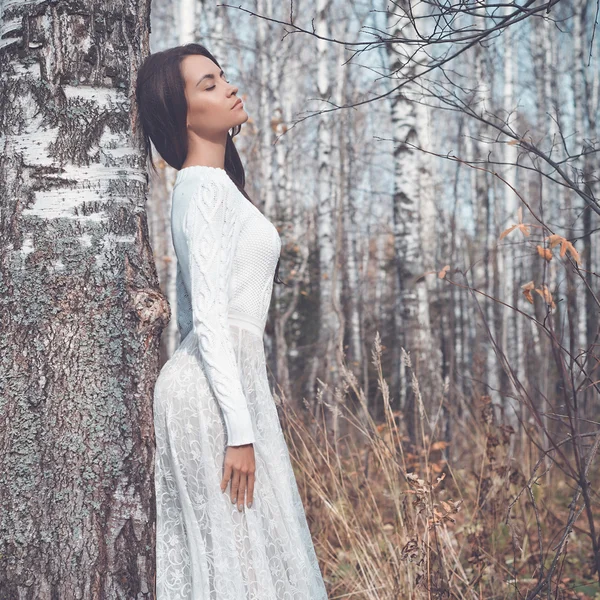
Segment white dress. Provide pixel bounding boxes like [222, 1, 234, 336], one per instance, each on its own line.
[153, 165, 328, 599]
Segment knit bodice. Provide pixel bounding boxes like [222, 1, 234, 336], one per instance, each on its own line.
[170, 165, 281, 445]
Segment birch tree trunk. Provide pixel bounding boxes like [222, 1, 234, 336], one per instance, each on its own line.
[385, 1, 439, 443]
[306, 0, 343, 425]
[272, 36, 301, 406]
[499, 14, 520, 431]
[573, 0, 598, 417]
[0, 0, 160, 597]
[469, 29, 495, 404]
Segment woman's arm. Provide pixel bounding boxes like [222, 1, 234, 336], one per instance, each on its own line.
[183, 179, 255, 447]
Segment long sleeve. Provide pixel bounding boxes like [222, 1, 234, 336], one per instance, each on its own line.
[183, 180, 255, 447]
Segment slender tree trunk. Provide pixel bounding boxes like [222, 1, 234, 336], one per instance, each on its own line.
[386, 1, 438, 445]
[307, 0, 342, 429]
[501, 14, 520, 432]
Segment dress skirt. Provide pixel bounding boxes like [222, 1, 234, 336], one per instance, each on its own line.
[153, 321, 329, 599]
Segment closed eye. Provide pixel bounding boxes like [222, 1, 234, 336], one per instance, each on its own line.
[206, 73, 230, 90]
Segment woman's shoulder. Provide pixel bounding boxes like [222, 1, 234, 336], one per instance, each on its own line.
[173, 165, 241, 206]
[174, 164, 232, 187]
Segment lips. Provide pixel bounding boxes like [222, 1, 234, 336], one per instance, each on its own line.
[232, 98, 243, 109]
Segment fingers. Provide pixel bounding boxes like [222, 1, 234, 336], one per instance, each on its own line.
[230, 468, 240, 508]
[247, 472, 254, 508]
[221, 447, 256, 512]
[228, 469, 254, 511]
[236, 473, 246, 511]
[220, 462, 232, 494]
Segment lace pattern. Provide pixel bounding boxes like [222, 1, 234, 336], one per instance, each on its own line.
[154, 324, 329, 599]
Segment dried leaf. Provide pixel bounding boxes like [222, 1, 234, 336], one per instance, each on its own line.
[499, 224, 518, 240]
[563, 240, 581, 265]
[546, 234, 563, 249]
[438, 265, 450, 279]
[521, 280, 535, 305]
[431, 441, 449, 451]
[534, 284, 556, 310]
[544, 234, 581, 265]
[536, 245, 553, 261]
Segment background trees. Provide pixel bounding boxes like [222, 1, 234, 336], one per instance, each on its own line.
[2, 0, 596, 596]
[147, 1, 598, 595]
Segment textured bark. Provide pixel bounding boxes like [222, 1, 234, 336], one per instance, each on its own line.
[306, 0, 343, 419]
[257, 0, 276, 217]
[0, 1, 161, 597]
[500, 12, 520, 429]
[271, 8, 303, 406]
[385, 0, 439, 443]
[573, 0, 598, 417]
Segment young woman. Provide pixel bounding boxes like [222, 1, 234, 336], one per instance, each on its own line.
[135, 43, 329, 599]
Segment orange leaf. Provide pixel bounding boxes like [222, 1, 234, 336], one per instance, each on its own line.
[546, 234, 563, 249]
[499, 224, 518, 240]
[500, 207, 531, 240]
[521, 280, 535, 305]
[544, 234, 581, 265]
[536, 245, 553, 261]
[559, 240, 567, 258]
[518, 223, 531, 236]
[563, 240, 581, 265]
[534, 284, 556, 310]
[431, 441, 449, 451]
[438, 265, 450, 279]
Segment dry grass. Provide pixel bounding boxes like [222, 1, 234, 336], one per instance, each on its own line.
[276, 332, 600, 600]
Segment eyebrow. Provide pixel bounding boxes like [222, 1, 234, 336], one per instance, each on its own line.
[196, 69, 224, 87]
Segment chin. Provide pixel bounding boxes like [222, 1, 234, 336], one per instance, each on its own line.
[233, 110, 249, 125]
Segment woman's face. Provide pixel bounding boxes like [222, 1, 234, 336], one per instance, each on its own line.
[181, 54, 248, 140]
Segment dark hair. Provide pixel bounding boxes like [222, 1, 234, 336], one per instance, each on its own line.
[134, 42, 284, 286]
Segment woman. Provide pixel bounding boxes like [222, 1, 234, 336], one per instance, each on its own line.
[135, 43, 329, 599]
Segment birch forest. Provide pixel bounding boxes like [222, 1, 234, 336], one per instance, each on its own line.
[1, 0, 598, 598]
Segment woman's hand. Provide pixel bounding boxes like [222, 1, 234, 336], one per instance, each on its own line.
[220, 443, 255, 511]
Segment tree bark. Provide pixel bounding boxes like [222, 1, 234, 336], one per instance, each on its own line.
[0, 1, 161, 597]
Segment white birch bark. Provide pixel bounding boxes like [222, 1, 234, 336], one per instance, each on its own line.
[257, 0, 276, 216]
[0, 0, 156, 594]
[385, 0, 440, 441]
[500, 16, 520, 429]
[306, 0, 342, 416]
[572, 3, 595, 368]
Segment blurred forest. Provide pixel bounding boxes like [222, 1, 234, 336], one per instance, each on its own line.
[147, 1, 600, 598]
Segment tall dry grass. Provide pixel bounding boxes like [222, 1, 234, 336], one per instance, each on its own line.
[276, 332, 599, 600]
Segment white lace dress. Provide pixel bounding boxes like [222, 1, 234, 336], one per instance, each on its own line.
[153, 165, 328, 599]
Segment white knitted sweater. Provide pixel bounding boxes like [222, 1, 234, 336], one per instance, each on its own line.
[170, 165, 282, 446]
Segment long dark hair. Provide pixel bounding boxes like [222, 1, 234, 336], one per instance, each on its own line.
[134, 42, 284, 286]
